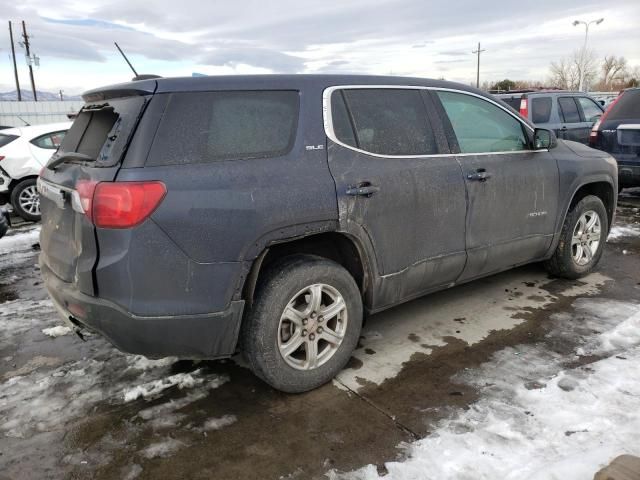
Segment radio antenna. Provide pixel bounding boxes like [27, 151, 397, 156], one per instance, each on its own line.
[114, 42, 138, 77]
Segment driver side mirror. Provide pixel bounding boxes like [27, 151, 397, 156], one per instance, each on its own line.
[534, 128, 557, 150]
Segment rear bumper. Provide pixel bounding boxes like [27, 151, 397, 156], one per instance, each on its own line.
[41, 261, 245, 359]
[0, 170, 10, 193]
[616, 160, 640, 187]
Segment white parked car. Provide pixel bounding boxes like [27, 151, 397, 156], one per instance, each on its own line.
[0, 122, 71, 221]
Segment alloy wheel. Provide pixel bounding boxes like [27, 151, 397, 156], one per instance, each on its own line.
[277, 283, 348, 370]
[571, 210, 601, 266]
[19, 185, 40, 216]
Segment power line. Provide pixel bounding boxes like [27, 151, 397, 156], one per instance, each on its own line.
[472, 42, 486, 89]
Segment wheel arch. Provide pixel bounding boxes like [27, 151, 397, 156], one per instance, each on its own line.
[566, 181, 615, 232]
[242, 231, 375, 310]
[546, 178, 615, 259]
[8, 174, 38, 193]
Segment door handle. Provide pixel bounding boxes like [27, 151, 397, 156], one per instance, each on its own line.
[346, 182, 380, 197]
[467, 169, 491, 182]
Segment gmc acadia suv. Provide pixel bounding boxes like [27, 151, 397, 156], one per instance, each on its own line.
[38, 75, 618, 392]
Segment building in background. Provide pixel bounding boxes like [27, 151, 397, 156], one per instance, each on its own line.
[0, 101, 83, 128]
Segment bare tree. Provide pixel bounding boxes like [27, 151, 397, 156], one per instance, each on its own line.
[601, 55, 628, 87]
[550, 57, 580, 89]
[549, 49, 598, 90]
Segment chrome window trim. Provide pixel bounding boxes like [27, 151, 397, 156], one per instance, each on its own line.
[322, 85, 545, 159]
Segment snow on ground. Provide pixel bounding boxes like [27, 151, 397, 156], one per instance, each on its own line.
[608, 224, 640, 241]
[122, 369, 228, 402]
[41, 325, 72, 337]
[0, 227, 41, 255]
[202, 414, 237, 431]
[140, 438, 186, 459]
[329, 298, 640, 480]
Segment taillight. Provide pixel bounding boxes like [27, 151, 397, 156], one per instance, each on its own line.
[76, 181, 166, 228]
[589, 93, 622, 147]
[0, 156, 4, 162]
[75, 180, 98, 220]
[589, 120, 601, 146]
[519, 98, 528, 119]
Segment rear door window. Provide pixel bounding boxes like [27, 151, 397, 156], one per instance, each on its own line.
[436, 91, 529, 153]
[558, 97, 581, 123]
[147, 91, 299, 166]
[332, 88, 437, 156]
[531, 97, 552, 123]
[576, 97, 603, 122]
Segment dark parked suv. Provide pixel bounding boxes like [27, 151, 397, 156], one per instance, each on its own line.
[38, 75, 617, 392]
[495, 91, 604, 144]
[588, 87, 640, 191]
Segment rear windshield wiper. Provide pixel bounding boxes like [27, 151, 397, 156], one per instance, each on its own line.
[47, 152, 95, 171]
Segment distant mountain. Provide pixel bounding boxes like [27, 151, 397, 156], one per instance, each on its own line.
[0, 90, 82, 101]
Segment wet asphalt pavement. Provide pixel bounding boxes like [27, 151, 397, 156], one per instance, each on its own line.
[0, 190, 639, 480]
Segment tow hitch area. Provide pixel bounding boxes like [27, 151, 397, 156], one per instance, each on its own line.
[68, 316, 88, 341]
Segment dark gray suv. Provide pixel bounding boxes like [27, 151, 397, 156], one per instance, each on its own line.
[495, 91, 604, 144]
[38, 75, 617, 392]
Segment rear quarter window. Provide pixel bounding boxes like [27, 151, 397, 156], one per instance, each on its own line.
[147, 91, 299, 166]
[530, 97, 552, 123]
[30, 130, 67, 149]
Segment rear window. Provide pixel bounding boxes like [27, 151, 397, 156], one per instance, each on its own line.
[531, 97, 552, 123]
[499, 97, 521, 111]
[147, 91, 299, 166]
[57, 96, 147, 166]
[331, 88, 437, 156]
[0, 134, 18, 148]
[558, 97, 581, 123]
[606, 89, 640, 121]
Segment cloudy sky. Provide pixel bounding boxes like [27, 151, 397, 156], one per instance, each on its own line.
[2, 0, 639, 95]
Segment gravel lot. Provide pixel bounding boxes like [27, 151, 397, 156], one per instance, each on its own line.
[1, 190, 639, 480]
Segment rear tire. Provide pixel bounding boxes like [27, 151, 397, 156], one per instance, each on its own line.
[544, 195, 608, 279]
[10, 178, 41, 222]
[241, 254, 363, 393]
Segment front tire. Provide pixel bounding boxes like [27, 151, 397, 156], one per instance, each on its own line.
[241, 255, 363, 393]
[10, 178, 41, 222]
[544, 195, 608, 279]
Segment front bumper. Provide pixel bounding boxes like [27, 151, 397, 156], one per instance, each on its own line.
[41, 262, 245, 359]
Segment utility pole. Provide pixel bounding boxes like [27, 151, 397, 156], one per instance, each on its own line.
[472, 42, 486, 89]
[8, 21, 21, 101]
[21, 20, 37, 101]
